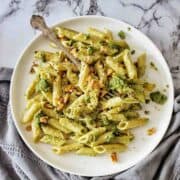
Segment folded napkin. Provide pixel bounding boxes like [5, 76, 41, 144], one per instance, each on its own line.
[0, 67, 179, 180]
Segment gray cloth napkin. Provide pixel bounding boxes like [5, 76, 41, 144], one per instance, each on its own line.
[0, 67, 179, 180]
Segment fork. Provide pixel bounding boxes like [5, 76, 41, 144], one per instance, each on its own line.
[30, 15, 80, 69]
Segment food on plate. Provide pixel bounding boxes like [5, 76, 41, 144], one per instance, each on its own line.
[22, 27, 167, 161]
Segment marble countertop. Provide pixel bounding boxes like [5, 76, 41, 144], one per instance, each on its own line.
[0, 0, 180, 90]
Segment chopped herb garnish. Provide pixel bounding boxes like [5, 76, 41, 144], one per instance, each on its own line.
[67, 39, 75, 46]
[110, 125, 119, 132]
[85, 95, 91, 103]
[109, 76, 134, 94]
[166, 84, 169, 88]
[118, 30, 126, 39]
[131, 103, 142, 110]
[144, 110, 150, 115]
[145, 99, 150, 104]
[101, 114, 109, 126]
[109, 42, 120, 50]
[85, 34, 90, 39]
[102, 118, 109, 126]
[113, 130, 120, 136]
[112, 51, 120, 56]
[150, 91, 167, 105]
[35, 111, 44, 119]
[34, 51, 46, 62]
[128, 27, 131, 31]
[106, 133, 115, 142]
[131, 50, 135, 55]
[88, 46, 95, 55]
[35, 111, 44, 126]
[40, 54, 46, 62]
[36, 79, 51, 92]
[150, 62, 158, 71]
[109, 76, 127, 90]
[99, 40, 107, 45]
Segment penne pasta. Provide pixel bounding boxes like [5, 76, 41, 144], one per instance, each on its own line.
[48, 118, 71, 134]
[137, 53, 146, 77]
[78, 62, 90, 92]
[40, 135, 65, 146]
[76, 147, 97, 156]
[22, 26, 167, 161]
[88, 27, 106, 39]
[41, 124, 65, 139]
[106, 56, 126, 76]
[91, 131, 114, 146]
[31, 113, 42, 142]
[78, 127, 106, 144]
[123, 49, 137, 79]
[53, 143, 83, 154]
[25, 77, 39, 99]
[22, 103, 41, 123]
[118, 118, 148, 130]
[102, 97, 139, 110]
[111, 136, 132, 145]
[94, 144, 126, 153]
[59, 117, 87, 135]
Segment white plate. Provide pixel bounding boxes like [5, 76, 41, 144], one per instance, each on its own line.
[10, 16, 174, 177]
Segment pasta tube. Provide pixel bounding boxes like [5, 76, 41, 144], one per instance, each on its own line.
[78, 127, 106, 144]
[25, 77, 39, 99]
[123, 49, 137, 79]
[94, 144, 126, 154]
[48, 118, 71, 134]
[118, 118, 148, 130]
[22, 103, 41, 123]
[31, 114, 42, 142]
[40, 135, 65, 146]
[41, 124, 65, 139]
[76, 147, 97, 156]
[52, 75, 62, 106]
[106, 56, 126, 76]
[137, 53, 146, 77]
[59, 118, 87, 135]
[53, 143, 83, 154]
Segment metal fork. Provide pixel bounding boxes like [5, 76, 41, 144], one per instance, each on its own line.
[30, 15, 80, 69]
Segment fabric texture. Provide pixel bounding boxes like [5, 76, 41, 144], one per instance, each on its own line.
[0, 67, 179, 180]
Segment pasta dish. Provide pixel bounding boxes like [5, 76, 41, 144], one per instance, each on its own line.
[22, 27, 167, 161]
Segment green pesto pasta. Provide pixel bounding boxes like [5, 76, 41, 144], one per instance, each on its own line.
[41, 124, 65, 139]
[31, 112, 43, 142]
[93, 144, 127, 154]
[40, 135, 65, 146]
[53, 143, 83, 154]
[59, 117, 87, 135]
[22, 102, 41, 123]
[22, 26, 167, 161]
[78, 127, 106, 144]
[76, 147, 97, 156]
[48, 118, 71, 134]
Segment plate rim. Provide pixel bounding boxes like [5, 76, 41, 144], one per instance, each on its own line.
[10, 15, 174, 177]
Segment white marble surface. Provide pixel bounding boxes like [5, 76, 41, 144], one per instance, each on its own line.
[0, 0, 180, 90]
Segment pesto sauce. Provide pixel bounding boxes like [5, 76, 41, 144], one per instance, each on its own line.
[150, 62, 158, 71]
[150, 91, 167, 105]
[118, 30, 126, 39]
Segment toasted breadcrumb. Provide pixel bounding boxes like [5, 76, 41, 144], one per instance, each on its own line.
[147, 127, 156, 135]
[25, 125, 32, 131]
[40, 116, 48, 124]
[44, 102, 53, 109]
[111, 152, 118, 163]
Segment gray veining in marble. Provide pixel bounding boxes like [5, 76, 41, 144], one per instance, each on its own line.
[0, 0, 180, 90]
